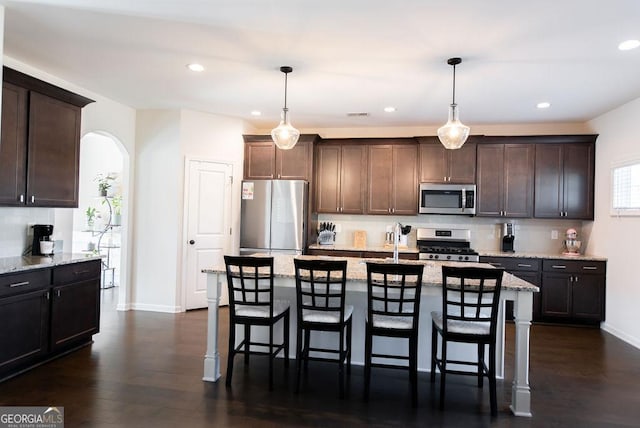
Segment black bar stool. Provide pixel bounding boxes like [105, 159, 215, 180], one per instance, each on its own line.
[364, 262, 424, 407]
[224, 255, 290, 390]
[430, 266, 504, 416]
[294, 258, 352, 398]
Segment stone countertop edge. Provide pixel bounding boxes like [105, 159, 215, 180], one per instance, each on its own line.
[0, 253, 104, 275]
[204, 254, 539, 292]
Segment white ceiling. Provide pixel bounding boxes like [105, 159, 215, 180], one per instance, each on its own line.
[2, 0, 640, 129]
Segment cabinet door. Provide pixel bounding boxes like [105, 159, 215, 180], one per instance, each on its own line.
[448, 142, 477, 183]
[27, 92, 81, 207]
[276, 140, 313, 180]
[244, 141, 276, 179]
[0, 289, 49, 376]
[572, 274, 604, 321]
[340, 145, 367, 214]
[367, 145, 393, 214]
[0, 82, 28, 206]
[392, 144, 418, 215]
[50, 279, 100, 351]
[419, 142, 448, 183]
[315, 145, 341, 213]
[476, 144, 504, 216]
[541, 273, 571, 318]
[534, 144, 564, 218]
[503, 144, 534, 217]
[563, 144, 594, 219]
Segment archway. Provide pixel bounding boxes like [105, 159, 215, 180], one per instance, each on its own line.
[74, 131, 131, 311]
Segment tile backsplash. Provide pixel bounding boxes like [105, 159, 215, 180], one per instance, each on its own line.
[317, 213, 588, 255]
[0, 207, 56, 257]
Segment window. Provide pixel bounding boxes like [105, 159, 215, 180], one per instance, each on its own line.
[611, 160, 640, 216]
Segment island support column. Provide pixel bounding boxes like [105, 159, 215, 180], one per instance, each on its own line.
[511, 290, 533, 416]
[203, 272, 222, 382]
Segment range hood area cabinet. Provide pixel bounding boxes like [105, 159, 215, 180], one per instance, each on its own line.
[367, 140, 418, 215]
[417, 136, 477, 184]
[476, 140, 535, 218]
[243, 134, 319, 181]
[314, 140, 367, 214]
[0, 67, 94, 207]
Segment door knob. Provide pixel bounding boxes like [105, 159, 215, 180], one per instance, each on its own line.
[189, 240, 195, 245]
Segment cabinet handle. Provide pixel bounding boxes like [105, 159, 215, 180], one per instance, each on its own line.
[56, 289, 61, 297]
[73, 270, 91, 275]
[31, 196, 35, 204]
[9, 281, 29, 288]
[551, 265, 566, 269]
[19, 194, 24, 203]
[46, 291, 50, 300]
[582, 266, 598, 270]
[391, 208, 395, 213]
[574, 276, 579, 283]
[517, 264, 532, 268]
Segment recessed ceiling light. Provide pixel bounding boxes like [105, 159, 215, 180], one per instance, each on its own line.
[618, 39, 640, 51]
[384, 106, 396, 113]
[187, 63, 204, 72]
[250, 110, 262, 116]
[537, 102, 551, 109]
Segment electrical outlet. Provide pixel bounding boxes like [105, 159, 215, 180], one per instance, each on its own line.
[551, 230, 558, 240]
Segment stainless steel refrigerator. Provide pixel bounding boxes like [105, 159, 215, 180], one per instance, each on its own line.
[240, 180, 308, 255]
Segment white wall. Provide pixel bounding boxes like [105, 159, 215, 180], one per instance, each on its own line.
[587, 96, 640, 348]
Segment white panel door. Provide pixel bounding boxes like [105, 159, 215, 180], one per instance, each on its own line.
[185, 160, 232, 310]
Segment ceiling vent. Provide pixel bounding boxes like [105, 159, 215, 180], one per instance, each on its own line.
[346, 112, 370, 117]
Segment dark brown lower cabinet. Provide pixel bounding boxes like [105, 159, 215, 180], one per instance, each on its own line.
[480, 257, 541, 321]
[0, 259, 101, 381]
[541, 260, 605, 324]
[0, 289, 49, 378]
[307, 249, 418, 260]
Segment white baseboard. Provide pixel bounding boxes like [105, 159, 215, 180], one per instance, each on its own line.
[130, 303, 183, 313]
[601, 322, 640, 350]
[116, 303, 132, 311]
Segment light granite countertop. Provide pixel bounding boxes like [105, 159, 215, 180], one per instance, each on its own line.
[204, 254, 538, 292]
[307, 243, 419, 254]
[308, 244, 606, 262]
[0, 253, 103, 275]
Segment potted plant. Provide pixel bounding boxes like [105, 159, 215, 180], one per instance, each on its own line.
[95, 173, 115, 196]
[85, 206, 97, 229]
[111, 195, 122, 226]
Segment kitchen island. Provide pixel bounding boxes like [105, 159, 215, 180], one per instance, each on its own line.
[203, 254, 538, 417]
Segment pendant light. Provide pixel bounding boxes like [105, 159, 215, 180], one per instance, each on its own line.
[437, 57, 470, 150]
[271, 66, 300, 150]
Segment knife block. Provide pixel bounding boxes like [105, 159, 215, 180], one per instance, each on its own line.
[317, 230, 336, 245]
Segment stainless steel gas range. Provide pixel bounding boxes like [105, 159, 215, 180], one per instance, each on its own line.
[416, 227, 479, 262]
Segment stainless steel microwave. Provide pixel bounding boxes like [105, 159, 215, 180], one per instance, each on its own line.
[418, 183, 476, 215]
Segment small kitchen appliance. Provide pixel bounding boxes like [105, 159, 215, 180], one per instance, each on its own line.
[501, 223, 515, 253]
[31, 224, 54, 256]
[417, 227, 479, 262]
[563, 228, 581, 256]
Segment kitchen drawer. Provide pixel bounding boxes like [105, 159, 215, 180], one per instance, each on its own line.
[0, 268, 51, 298]
[362, 251, 419, 260]
[481, 257, 540, 272]
[307, 249, 362, 258]
[542, 259, 606, 274]
[52, 260, 101, 285]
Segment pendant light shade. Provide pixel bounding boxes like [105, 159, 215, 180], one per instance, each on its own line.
[271, 66, 300, 150]
[437, 57, 470, 150]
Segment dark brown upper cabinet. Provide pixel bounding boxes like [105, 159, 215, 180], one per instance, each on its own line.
[0, 67, 94, 208]
[367, 141, 418, 215]
[534, 136, 597, 219]
[243, 134, 319, 181]
[315, 140, 367, 214]
[417, 136, 477, 184]
[476, 140, 535, 218]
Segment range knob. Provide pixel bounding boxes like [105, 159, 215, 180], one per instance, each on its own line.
[458, 255, 463, 261]
[446, 255, 452, 260]
[464, 256, 469, 261]
[429, 254, 434, 259]
[434, 255, 439, 260]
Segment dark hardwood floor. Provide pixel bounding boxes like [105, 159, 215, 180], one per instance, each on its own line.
[1, 288, 640, 427]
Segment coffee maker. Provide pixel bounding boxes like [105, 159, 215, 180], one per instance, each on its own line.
[501, 223, 515, 252]
[31, 224, 54, 256]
